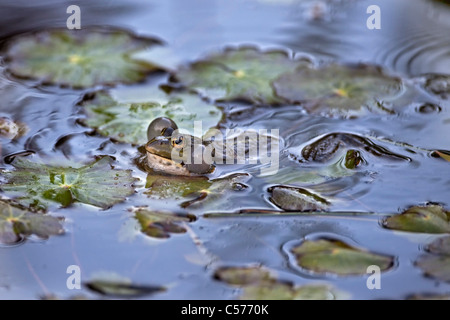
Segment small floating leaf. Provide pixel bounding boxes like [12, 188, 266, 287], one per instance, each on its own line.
[214, 266, 273, 286]
[416, 236, 450, 282]
[273, 64, 403, 116]
[383, 205, 450, 234]
[0, 200, 64, 244]
[213, 265, 347, 300]
[85, 279, 166, 298]
[79, 87, 223, 145]
[1, 156, 137, 210]
[174, 46, 310, 104]
[3, 28, 162, 88]
[132, 206, 196, 239]
[269, 185, 329, 211]
[291, 238, 393, 275]
[433, 150, 450, 162]
[241, 283, 346, 300]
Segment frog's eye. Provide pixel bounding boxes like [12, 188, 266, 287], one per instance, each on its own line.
[172, 135, 185, 148]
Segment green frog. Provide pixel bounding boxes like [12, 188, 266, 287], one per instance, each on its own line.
[145, 117, 215, 176]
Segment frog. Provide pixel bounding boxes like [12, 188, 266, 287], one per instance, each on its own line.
[145, 117, 215, 176]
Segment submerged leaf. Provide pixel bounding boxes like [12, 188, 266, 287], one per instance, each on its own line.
[383, 205, 450, 234]
[0, 200, 64, 244]
[416, 236, 450, 282]
[79, 88, 223, 145]
[273, 64, 403, 116]
[1, 156, 137, 210]
[145, 173, 249, 208]
[174, 46, 310, 104]
[132, 207, 196, 239]
[3, 28, 162, 88]
[291, 238, 393, 275]
[269, 185, 330, 211]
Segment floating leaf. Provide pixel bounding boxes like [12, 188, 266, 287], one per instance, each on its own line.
[85, 279, 165, 298]
[213, 266, 273, 286]
[416, 236, 450, 282]
[174, 46, 310, 104]
[273, 64, 403, 116]
[79, 87, 223, 145]
[3, 28, 162, 88]
[423, 74, 450, 99]
[0, 200, 64, 244]
[0, 117, 28, 140]
[291, 238, 393, 275]
[241, 283, 346, 300]
[132, 206, 196, 239]
[213, 265, 347, 300]
[269, 185, 330, 211]
[1, 156, 137, 210]
[383, 205, 450, 234]
[145, 173, 249, 208]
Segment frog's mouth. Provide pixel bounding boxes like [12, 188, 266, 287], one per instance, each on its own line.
[145, 136, 191, 176]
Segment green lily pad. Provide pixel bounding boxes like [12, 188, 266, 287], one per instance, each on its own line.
[213, 265, 347, 300]
[291, 238, 393, 275]
[213, 266, 273, 286]
[383, 205, 450, 234]
[132, 206, 196, 239]
[0, 156, 137, 210]
[268, 185, 330, 211]
[273, 64, 403, 116]
[79, 87, 223, 145]
[3, 28, 162, 88]
[416, 236, 450, 282]
[241, 282, 346, 300]
[0, 200, 64, 244]
[0, 117, 28, 140]
[145, 173, 249, 208]
[174, 46, 310, 104]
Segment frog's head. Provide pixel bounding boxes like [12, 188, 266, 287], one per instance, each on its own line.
[145, 117, 214, 176]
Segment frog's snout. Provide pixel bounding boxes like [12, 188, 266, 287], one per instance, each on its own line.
[145, 136, 172, 159]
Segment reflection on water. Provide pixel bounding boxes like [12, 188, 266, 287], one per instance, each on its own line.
[0, 0, 449, 299]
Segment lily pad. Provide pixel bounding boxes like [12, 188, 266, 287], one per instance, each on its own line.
[79, 87, 223, 145]
[0, 156, 137, 210]
[132, 206, 196, 239]
[3, 28, 162, 88]
[291, 238, 393, 275]
[273, 64, 403, 116]
[416, 236, 450, 282]
[85, 279, 166, 298]
[0, 200, 64, 244]
[241, 283, 346, 300]
[0, 117, 28, 140]
[213, 265, 347, 300]
[145, 173, 249, 208]
[383, 205, 450, 234]
[174, 46, 310, 104]
[268, 185, 330, 211]
[213, 266, 273, 286]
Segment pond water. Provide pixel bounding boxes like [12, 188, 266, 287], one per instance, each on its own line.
[0, 0, 449, 299]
